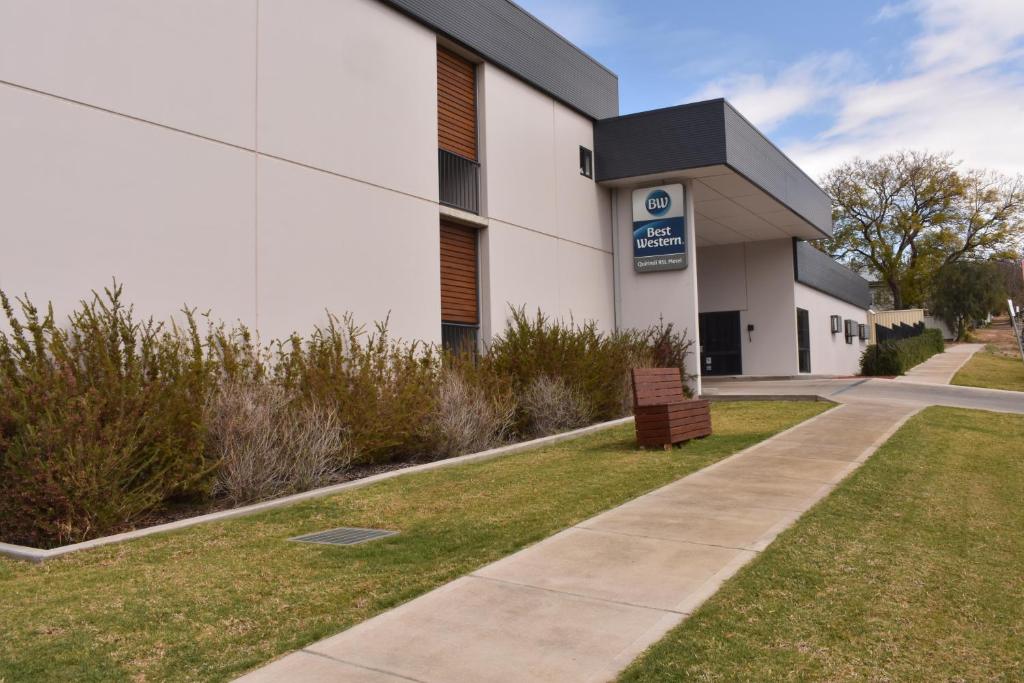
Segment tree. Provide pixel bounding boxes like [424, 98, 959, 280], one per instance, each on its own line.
[821, 151, 1024, 309]
[929, 261, 1005, 341]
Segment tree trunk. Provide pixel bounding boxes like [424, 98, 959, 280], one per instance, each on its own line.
[888, 278, 903, 310]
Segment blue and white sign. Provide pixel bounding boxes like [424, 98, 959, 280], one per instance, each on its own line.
[631, 184, 686, 272]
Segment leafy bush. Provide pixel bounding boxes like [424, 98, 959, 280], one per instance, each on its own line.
[636, 319, 697, 400]
[0, 285, 216, 547]
[519, 375, 593, 437]
[427, 367, 515, 458]
[0, 286, 697, 548]
[486, 308, 695, 432]
[861, 329, 945, 376]
[205, 382, 349, 505]
[273, 315, 439, 465]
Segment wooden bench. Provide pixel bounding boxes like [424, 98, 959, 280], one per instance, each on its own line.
[631, 367, 712, 449]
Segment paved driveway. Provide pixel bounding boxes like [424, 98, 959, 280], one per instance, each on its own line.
[703, 376, 1024, 415]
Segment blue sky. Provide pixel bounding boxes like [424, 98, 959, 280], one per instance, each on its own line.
[516, 0, 1024, 179]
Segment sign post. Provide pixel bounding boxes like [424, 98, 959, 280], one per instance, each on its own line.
[631, 184, 686, 273]
[1009, 299, 1024, 364]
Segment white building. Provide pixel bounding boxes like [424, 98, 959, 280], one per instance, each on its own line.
[0, 0, 871, 391]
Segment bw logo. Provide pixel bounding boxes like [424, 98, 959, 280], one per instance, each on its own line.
[645, 189, 671, 216]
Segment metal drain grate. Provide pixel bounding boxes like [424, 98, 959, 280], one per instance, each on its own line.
[290, 527, 397, 546]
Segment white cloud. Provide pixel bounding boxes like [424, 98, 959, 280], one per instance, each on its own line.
[693, 53, 856, 131]
[874, 3, 914, 22]
[692, 0, 1024, 179]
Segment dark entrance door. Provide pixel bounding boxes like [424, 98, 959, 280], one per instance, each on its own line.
[699, 311, 742, 376]
[796, 308, 811, 373]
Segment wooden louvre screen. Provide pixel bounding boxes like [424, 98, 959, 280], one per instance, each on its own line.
[440, 221, 478, 325]
[437, 46, 477, 161]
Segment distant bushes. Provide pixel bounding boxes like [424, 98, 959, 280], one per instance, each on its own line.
[0, 287, 695, 548]
[860, 329, 945, 376]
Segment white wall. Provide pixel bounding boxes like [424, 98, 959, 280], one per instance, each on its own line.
[0, 0, 443, 344]
[697, 240, 799, 376]
[479, 64, 613, 340]
[794, 283, 868, 375]
[0, 82, 257, 326]
[0, 0, 257, 146]
[257, 157, 441, 343]
[258, 0, 438, 200]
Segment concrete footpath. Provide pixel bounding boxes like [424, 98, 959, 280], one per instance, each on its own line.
[894, 342, 982, 384]
[238, 401, 919, 683]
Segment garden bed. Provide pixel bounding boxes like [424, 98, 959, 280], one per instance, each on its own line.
[1, 285, 696, 549]
[0, 416, 632, 562]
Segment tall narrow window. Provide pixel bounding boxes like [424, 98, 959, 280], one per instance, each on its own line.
[437, 46, 480, 213]
[797, 308, 811, 373]
[440, 221, 479, 355]
[437, 46, 477, 160]
[579, 146, 593, 178]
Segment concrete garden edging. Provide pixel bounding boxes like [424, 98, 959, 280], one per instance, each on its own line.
[0, 416, 635, 563]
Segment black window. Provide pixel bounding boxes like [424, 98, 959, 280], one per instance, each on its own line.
[796, 308, 811, 373]
[579, 146, 593, 178]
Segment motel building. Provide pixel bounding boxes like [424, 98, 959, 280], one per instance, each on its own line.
[0, 0, 871, 394]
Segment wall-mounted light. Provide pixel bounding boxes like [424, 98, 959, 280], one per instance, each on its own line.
[844, 319, 856, 344]
[830, 315, 842, 334]
[859, 323, 869, 341]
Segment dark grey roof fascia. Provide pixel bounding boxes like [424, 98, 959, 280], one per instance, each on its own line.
[594, 99, 832, 237]
[380, 0, 619, 120]
[793, 240, 872, 309]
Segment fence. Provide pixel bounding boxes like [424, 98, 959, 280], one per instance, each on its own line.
[874, 320, 926, 343]
[867, 309, 924, 344]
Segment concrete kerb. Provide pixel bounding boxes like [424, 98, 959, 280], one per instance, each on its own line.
[0, 416, 636, 564]
[703, 394, 833, 403]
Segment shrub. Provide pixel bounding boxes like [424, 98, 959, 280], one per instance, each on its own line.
[519, 375, 593, 438]
[0, 283, 699, 548]
[486, 308, 696, 430]
[861, 329, 945, 376]
[0, 285, 216, 547]
[205, 382, 349, 505]
[427, 367, 515, 458]
[274, 314, 439, 465]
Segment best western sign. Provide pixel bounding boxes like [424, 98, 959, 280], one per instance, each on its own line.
[631, 184, 686, 272]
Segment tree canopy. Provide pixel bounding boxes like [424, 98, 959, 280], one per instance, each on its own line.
[821, 151, 1024, 309]
[930, 261, 1006, 341]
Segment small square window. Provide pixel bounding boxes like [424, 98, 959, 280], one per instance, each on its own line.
[579, 146, 593, 179]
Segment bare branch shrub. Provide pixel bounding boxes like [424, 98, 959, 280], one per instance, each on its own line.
[205, 382, 350, 505]
[429, 368, 515, 457]
[520, 375, 593, 438]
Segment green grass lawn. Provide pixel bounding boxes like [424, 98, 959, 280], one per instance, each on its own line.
[0, 401, 826, 682]
[619, 406, 1024, 682]
[953, 347, 1024, 391]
